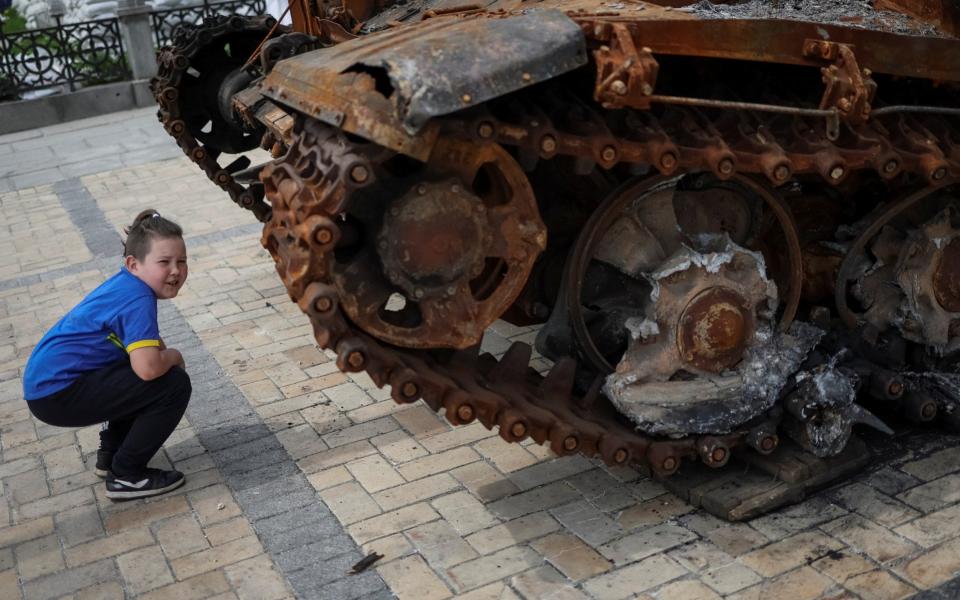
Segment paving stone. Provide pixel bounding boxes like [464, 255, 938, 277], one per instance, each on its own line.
[116, 546, 174, 595]
[224, 554, 292, 600]
[139, 570, 232, 600]
[583, 554, 687, 599]
[821, 514, 917, 564]
[450, 461, 521, 503]
[64, 527, 154, 568]
[900, 447, 960, 482]
[831, 482, 920, 528]
[407, 519, 479, 569]
[895, 503, 960, 547]
[321, 481, 384, 525]
[530, 532, 611, 581]
[706, 523, 771, 556]
[725, 566, 834, 600]
[655, 579, 722, 600]
[205, 516, 255, 547]
[739, 530, 844, 577]
[15, 487, 94, 521]
[348, 503, 440, 545]
[507, 456, 594, 491]
[466, 511, 561, 555]
[550, 500, 624, 546]
[431, 491, 499, 536]
[897, 473, 960, 513]
[14, 533, 64, 581]
[900, 537, 960, 588]
[169, 535, 263, 580]
[347, 454, 406, 492]
[0, 516, 54, 547]
[475, 437, 540, 473]
[396, 447, 479, 481]
[374, 473, 461, 511]
[447, 546, 541, 593]
[843, 569, 916, 600]
[618, 493, 693, 530]
[20, 558, 118, 600]
[153, 513, 210, 559]
[371, 429, 430, 463]
[511, 564, 590, 600]
[597, 522, 698, 566]
[809, 549, 875, 583]
[104, 495, 190, 533]
[702, 562, 764, 595]
[5, 467, 51, 505]
[666, 540, 734, 573]
[564, 469, 636, 512]
[487, 482, 580, 521]
[377, 554, 453, 600]
[362, 532, 414, 564]
[747, 496, 848, 541]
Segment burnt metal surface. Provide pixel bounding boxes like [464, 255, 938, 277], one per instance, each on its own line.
[262, 9, 587, 137]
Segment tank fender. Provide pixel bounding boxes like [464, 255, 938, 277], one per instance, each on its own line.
[357, 9, 588, 133]
[261, 9, 587, 153]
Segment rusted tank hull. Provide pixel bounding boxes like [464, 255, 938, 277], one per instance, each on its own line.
[152, 0, 960, 517]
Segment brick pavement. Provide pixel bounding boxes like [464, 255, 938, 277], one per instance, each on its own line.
[3, 109, 960, 599]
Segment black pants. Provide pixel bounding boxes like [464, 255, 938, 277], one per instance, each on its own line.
[27, 360, 191, 477]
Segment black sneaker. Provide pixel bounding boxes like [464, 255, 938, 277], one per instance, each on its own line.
[94, 449, 113, 478]
[105, 468, 185, 500]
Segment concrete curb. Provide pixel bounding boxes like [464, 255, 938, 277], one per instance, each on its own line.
[0, 79, 155, 136]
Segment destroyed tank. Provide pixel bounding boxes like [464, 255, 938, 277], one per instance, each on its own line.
[151, 0, 960, 518]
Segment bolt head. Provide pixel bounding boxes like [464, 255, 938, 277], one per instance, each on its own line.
[315, 227, 333, 244]
[601, 146, 617, 162]
[662, 456, 677, 471]
[477, 122, 494, 138]
[830, 166, 845, 180]
[457, 404, 475, 422]
[610, 80, 627, 96]
[314, 297, 333, 313]
[349, 164, 369, 184]
[347, 351, 365, 369]
[563, 436, 578, 451]
[510, 422, 527, 439]
[540, 136, 557, 153]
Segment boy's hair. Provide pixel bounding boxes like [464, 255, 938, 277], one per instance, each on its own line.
[123, 209, 183, 260]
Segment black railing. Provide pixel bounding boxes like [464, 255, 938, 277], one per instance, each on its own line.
[151, 0, 266, 47]
[0, 15, 129, 95]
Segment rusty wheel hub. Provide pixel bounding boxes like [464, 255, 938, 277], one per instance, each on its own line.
[677, 286, 753, 373]
[855, 202, 960, 352]
[378, 179, 488, 300]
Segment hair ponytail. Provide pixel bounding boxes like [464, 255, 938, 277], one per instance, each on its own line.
[123, 209, 183, 259]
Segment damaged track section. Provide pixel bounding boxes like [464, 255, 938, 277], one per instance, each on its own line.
[259, 117, 761, 477]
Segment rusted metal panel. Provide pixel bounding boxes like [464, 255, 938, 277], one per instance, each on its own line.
[261, 9, 587, 150]
[607, 17, 960, 81]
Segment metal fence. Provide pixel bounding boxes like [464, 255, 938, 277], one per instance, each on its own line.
[151, 0, 266, 48]
[0, 15, 129, 95]
[0, 0, 266, 98]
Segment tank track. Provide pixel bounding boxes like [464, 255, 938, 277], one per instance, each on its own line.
[440, 86, 960, 188]
[151, 15, 278, 223]
[259, 117, 780, 477]
[150, 16, 960, 478]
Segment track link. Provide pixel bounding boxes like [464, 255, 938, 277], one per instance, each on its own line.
[151, 15, 278, 222]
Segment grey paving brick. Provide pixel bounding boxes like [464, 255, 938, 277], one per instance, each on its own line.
[274, 536, 359, 572]
[20, 558, 118, 600]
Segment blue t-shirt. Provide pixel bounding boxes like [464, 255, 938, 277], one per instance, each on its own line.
[23, 268, 160, 400]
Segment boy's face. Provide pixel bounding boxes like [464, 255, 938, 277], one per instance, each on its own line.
[125, 237, 188, 299]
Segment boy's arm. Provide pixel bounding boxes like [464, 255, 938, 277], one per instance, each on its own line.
[129, 346, 184, 381]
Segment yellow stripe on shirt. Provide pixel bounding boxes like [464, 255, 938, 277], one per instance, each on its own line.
[126, 339, 161, 352]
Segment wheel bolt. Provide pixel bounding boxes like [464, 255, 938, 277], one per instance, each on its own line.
[457, 404, 475, 422]
[711, 448, 727, 464]
[315, 227, 334, 244]
[662, 456, 677, 471]
[614, 448, 628, 464]
[349, 164, 369, 184]
[314, 297, 333, 313]
[540, 135, 557, 153]
[660, 152, 677, 170]
[883, 160, 898, 174]
[933, 167, 947, 181]
[761, 435, 777, 452]
[601, 146, 617, 162]
[888, 381, 904, 396]
[347, 351, 365, 369]
[718, 158, 734, 175]
[477, 122, 494, 139]
[563, 436, 578, 451]
[774, 165, 790, 181]
[402, 382, 418, 398]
